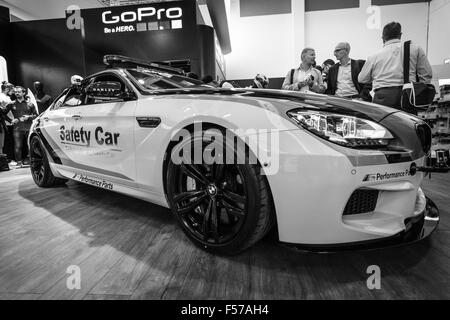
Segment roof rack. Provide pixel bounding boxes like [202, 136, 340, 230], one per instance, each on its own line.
[103, 55, 185, 75]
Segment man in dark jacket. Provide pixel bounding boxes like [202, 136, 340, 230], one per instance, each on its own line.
[5, 86, 38, 167]
[326, 42, 372, 101]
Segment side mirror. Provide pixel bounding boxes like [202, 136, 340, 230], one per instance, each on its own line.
[86, 81, 135, 101]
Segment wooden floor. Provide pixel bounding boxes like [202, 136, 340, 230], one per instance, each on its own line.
[0, 167, 449, 300]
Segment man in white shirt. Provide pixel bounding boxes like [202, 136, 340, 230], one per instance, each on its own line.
[326, 42, 371, 101]
[282, 48, 326, 93]
[358, 22, 432, 109]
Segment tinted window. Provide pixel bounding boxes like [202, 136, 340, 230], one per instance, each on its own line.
[93, 74, 127, 90]
[52, 90, 69, 110]
[127, 68, 204, 90]
[85, 74, 130, 105]
[63, 87, 84, 107]
[127, 69, 178, 90]
[169, 75, 204, 87]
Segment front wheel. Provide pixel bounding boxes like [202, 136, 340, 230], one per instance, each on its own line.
[30, 135, 67, 187]
[166, 131, 273, 255]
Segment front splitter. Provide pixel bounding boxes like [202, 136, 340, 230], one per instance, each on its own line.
[281, 197, 440, 253]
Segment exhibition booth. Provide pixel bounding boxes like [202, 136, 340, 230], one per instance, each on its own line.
[0, 0, 223, 98]
[0, 0, 449, 303]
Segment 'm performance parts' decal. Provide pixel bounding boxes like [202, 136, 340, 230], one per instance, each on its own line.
[73, 173, 114, 190]
[363, 169, 411, 182]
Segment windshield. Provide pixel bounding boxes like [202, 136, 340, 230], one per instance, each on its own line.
[126, 68, 205, 91]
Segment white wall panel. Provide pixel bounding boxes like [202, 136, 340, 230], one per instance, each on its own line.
[225, 0, 304, 79]
[305, 1, 428, 66]
[428, 0, 450, 66]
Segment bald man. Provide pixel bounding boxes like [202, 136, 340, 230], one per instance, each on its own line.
[325, 42, 371, 101]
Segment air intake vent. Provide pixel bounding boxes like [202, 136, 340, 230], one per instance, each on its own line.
[343, 189, 379, 216]
[416, 123, 432, 154]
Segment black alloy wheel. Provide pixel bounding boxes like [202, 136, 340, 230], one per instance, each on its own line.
[30, 136, 46, 185]
[166, 129, 273, 255]
[30, 135, 67, 187]
[173, 163, 247, 245]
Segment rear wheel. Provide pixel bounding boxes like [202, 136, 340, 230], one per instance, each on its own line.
[166, 129, 273, 255]
[30, 135, 67, 187]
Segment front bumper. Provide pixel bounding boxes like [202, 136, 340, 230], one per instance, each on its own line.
[281, 196, 439, 252]
[255, 130, 433, 245]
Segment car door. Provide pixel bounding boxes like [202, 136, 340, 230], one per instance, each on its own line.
[61, 72, 138, 183]
[38, 85, 88, 166]
[129, 71, 182, 196]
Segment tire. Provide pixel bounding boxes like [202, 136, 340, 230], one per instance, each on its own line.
[166, 128, 273, 255]
[30, 135, 67, 187]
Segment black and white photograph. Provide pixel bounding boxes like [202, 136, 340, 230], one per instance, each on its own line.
[0, 0, 449, 308]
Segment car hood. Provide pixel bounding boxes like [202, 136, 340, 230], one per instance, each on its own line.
[153, 87, 400, 123]
[237, 89, 399, 122]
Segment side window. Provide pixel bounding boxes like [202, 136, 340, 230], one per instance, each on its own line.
[56, 78, 93, 108]
[85, 74, 130, 105]
[151, 79, 178, 89]
[51, 91, 68, 110]
[127, 69, 178, 90]
[63, 87, 84, 107]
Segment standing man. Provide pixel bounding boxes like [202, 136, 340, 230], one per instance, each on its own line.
[5, 86, 38, 167]
[326, 42, 371, 101]
[33, 81, 53, 114]
[282, 48, 326, 93]
[358, 22, 432, 109]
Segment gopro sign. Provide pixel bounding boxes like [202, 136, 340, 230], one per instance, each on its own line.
[102, 7, 182, 24]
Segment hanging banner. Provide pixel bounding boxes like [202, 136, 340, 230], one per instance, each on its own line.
[76, 0, 198, 74]
[81, 0, 196, 36]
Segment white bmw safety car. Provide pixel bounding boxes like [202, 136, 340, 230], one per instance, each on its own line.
[29, 55, 445, 255]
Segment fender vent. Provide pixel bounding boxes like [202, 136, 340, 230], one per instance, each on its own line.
[343, 189, 379, 216]
[136, 117, 161, 128]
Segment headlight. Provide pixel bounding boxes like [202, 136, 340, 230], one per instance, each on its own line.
[287, 109, 394, 148]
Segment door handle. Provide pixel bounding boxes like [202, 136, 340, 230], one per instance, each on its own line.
[42, 117, 49, 122]
[72, 114, 82, 120]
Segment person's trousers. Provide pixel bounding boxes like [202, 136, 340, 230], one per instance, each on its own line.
[13, 129, 29, 162]
[0, 130, 4, 155]
[373, 86, 403, 110]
